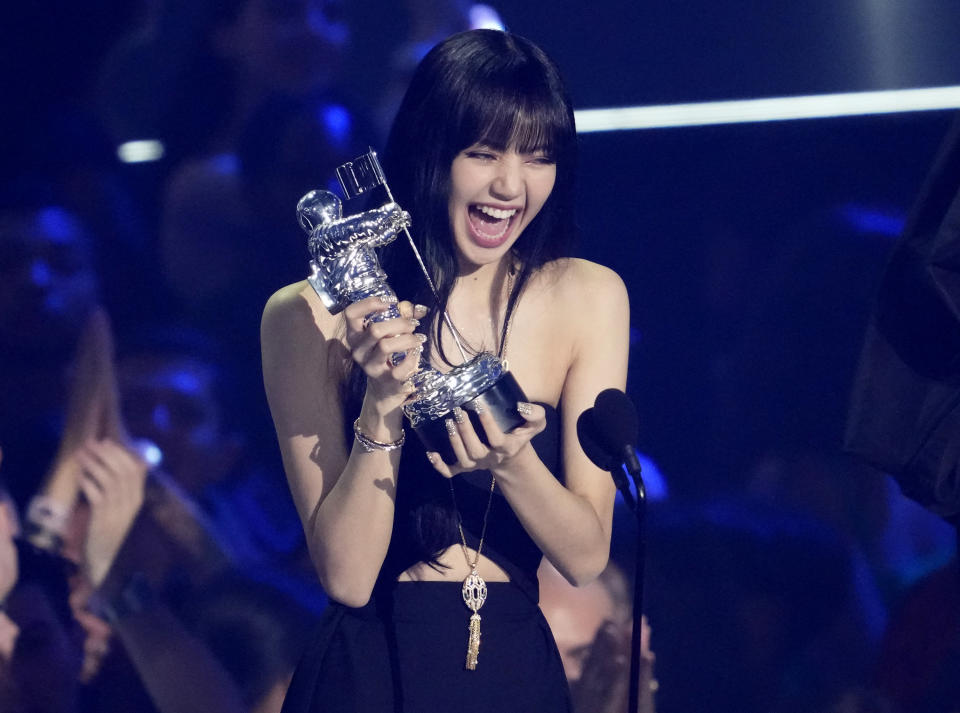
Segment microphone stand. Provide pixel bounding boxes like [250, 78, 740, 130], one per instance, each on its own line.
[621, 447, 646, 713]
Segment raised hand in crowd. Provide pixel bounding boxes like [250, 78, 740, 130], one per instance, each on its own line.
[75, 439, 147, 591]
[0, 449, 20, 665]
[570, 615, 656, 713]
[25, 309, 119, 554]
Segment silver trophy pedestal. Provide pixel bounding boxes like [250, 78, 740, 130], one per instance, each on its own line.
[405, 353, 528, 464]
[298, 150, 531, 463]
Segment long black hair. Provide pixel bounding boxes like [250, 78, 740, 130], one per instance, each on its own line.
[380, 29, 579, 365]
[340, 31, 579, 568]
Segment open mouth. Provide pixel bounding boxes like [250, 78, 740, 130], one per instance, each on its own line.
[467, 204, 519, 247]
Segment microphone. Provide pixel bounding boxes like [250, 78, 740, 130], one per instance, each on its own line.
[576, 407, 619, 472]
[577, 388, 643, 508]
[591, 388, 643, 478]
[579, 389, 649, 713]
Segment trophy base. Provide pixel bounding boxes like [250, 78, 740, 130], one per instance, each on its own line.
[413, 371, 528, 465]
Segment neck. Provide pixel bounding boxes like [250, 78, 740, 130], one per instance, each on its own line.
[453, 255, 513, 307]
[437, 256, 515, 361]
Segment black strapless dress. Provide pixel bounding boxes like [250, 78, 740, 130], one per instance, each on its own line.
[281, 405, 572, 713]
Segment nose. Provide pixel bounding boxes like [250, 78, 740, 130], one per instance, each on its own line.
[490, 155, 523, 201]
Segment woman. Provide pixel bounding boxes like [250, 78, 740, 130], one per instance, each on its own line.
[261, 29, 630, 712]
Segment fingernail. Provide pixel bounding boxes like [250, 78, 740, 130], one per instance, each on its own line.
[414, 304, 429, 317]
[466, 399, 485, 414]
[426, 452, 438, 464]
[445, 418, 457, 435]
[417, 333, 428, 344]
[453, 407, 466, 424]
[410, 318, 420, 327]
[517, 401, 533, 416]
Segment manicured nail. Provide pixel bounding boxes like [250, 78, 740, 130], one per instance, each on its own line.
[466, 399, 485, 414]
[516, 401, 533, 416]
[416, 333, 428, 344]
[445, 418, 457, 435]
[414, 304, 429, 317]
[453, 407, 466, 424]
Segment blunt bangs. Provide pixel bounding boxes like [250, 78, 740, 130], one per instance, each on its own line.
[380, 30, 579, 370]
[462, 75, 572, 160]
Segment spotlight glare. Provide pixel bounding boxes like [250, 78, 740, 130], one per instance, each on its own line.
[117, 139, 166, 163]
[574, 85, 960, 132]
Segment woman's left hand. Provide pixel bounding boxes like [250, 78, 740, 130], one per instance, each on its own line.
[425, 401, 545, 477]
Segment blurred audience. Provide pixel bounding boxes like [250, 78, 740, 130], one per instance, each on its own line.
[0, 203, 101, 510]
[873, 556, 960, 713]
[539, 559, 656, 713]
[186, 572, 324, 713]
[114, 324, 306, 575]
[0, 305, 299, 713]
[157, 92, 369, 382]
[370, 0, 505, 139]
[644, 497, 879, 713]
[97, 0, 351, 163]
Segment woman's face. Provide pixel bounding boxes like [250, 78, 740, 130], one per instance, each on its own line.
[447, 143, 556, 270]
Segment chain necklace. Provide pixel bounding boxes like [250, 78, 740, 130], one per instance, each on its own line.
[444, 260, 516, 367]
[449, 473, 496, 670]
[448, 260, 515, 670]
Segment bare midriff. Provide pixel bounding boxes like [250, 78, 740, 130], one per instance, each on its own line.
[397, 546, 511, 582]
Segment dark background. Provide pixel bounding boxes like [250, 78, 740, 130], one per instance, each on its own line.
[3, 1, 960, 711]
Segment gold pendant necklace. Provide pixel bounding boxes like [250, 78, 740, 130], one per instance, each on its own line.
[450, 473, 496, 670]
[448, 258, 513, 670]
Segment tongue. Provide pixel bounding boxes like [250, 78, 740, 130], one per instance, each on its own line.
[470, 207, 507, 237]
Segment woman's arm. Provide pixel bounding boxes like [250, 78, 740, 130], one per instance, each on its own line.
[430, 260, 629, 585]
[261, 283, 424, 606]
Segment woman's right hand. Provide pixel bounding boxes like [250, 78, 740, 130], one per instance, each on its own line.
[343, 296, 428, 413]
[76, 438, 148, 589]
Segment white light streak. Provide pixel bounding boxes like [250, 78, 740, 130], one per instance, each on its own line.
[117, 139, 166, 163]
[574, 85, 960, 132]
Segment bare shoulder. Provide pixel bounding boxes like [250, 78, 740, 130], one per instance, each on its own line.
[534, 258, 628, 314]
[261, 280, 340, 342]
[261, 281, 347, 436]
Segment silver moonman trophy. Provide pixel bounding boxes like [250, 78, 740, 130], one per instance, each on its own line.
[298, 150, 528, 463]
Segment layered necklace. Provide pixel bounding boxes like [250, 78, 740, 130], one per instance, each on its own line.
[448, 263, 516, 670]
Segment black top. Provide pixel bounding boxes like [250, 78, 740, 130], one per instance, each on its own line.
[376, 403, 562, 602]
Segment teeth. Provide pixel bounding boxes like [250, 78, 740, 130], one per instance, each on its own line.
[477, 205, 517, 220]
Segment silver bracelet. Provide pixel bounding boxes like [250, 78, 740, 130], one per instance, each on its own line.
[353, 418, 405, 452]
